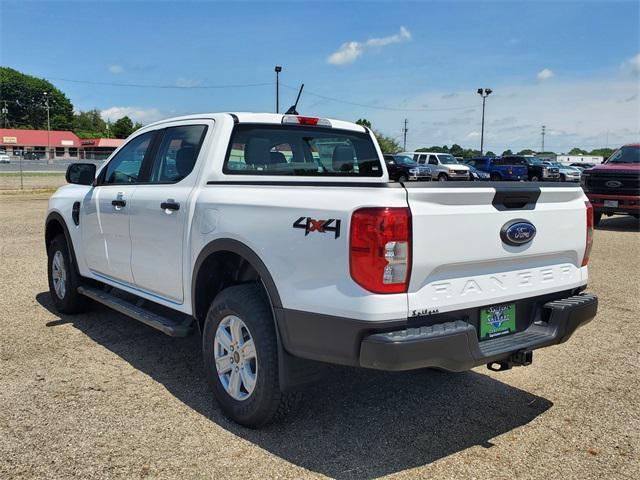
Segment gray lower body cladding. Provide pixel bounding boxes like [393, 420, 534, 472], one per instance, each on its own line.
[275, 290, 597, 372]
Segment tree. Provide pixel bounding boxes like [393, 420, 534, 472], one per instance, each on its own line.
[0, 67, 74, 130]
[73, 109, 108, 138]
[568, 147, 587, 155]
[589, 148, 614, 158]
[517, 149, 535, 155]
[485, 151, 496, 157]
[354, 118, 400, 153]
[111, 116, 135, 139]
[502, 149, 513, 156]
[374, 131, 401, 154]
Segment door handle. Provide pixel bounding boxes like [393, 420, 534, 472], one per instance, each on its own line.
[160, 201, 180, 211]
[112, 199, 126, 208]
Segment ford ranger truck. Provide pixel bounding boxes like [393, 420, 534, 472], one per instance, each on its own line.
[45, 113, 598, 428]
[580, 144, 640, 225]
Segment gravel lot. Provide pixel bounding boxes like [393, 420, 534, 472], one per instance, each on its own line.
[1, 193, 638, 479]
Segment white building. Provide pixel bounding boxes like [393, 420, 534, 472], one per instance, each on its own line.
[556, 155, 603, 165]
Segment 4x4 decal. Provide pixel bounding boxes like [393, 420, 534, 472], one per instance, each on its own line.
[293, 217, 341, 239]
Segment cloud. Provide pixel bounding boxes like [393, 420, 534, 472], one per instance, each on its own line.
[536, 68, 554, 81]
[108, 64, 124, 74]
[621, 53, 640, 74]
[101, 106, 165, 124]
[353, 78, 639, 153]
[328, 26, 411, 66]
[441, 93, 458, 99]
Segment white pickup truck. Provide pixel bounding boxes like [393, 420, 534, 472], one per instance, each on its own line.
[45, 113, 598, 427]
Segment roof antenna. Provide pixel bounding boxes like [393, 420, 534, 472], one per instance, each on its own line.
[285, 83, 304, 115]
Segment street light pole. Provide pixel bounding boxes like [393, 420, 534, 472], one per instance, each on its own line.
[275, 65, 282, 113]
[44, 92, 52, 164]
[477, 88, 492, 156]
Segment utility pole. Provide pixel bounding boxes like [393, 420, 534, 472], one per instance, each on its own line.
[275, 65, 282, 113]
[44, 92, 52, 164]
[403, 118, 408, 151]
[477, 88, 492, 155]
[541, 125, 546, 153]
[1, 101, 7, 128]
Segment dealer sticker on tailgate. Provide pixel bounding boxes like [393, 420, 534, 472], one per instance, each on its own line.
[480, 304, 516, 340]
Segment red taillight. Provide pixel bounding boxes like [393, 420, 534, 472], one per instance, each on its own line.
[507, 167, 513, 174]
[582, 201, 594, 267]
[296, 116, 319, 125]
[350, 207, 412, 293]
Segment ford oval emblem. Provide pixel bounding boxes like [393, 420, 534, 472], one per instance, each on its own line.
[501, 220, 536, 246]
[605, 180, 622, 188]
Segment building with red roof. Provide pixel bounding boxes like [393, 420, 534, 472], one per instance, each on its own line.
[0, 128, 124, 160]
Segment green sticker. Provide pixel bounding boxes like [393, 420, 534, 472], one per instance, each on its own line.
[480, 304, 516, 340]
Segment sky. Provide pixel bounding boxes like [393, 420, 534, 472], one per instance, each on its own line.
[1, 0, 639, 153]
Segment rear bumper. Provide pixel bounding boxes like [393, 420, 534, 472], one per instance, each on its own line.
[360, 294, 597, 371]
[276, 291, 597, 371]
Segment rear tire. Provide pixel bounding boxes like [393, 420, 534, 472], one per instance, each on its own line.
[490, 173, 501, 181]
[593, 212, 602, 227]
[398, 175, 407, 183]
[560, 174, 566, 182]
[47, 234, 89, 314]
[202, 283, 298, 428]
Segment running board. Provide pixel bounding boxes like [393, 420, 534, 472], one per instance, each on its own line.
[77, 286, 193, 337]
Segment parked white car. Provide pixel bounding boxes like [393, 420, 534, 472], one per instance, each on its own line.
[0, 153, 11, 164]
[45, 112, 598, 427]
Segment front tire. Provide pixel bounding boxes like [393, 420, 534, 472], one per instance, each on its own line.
[530, 175, 540, 182]
[438, 173, 448, 182]
[47, 234, 88, 314]
[202, 283, 297, 428]
[490, 173, 501, 181]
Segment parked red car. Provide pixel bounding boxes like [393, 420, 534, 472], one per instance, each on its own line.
[581, 144, 640, 225]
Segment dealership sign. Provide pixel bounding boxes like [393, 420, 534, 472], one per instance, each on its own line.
[3, 136, 17, 144]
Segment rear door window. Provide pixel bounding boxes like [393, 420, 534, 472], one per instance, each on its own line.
[428, 155, 438, 165]
[223, 125, 382, 177]
[148, 125, 208, 183]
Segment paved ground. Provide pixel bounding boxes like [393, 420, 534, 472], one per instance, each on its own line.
[1, 193, 638, 479]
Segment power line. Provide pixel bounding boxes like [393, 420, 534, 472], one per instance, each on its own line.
[47, 77, 274, 89]
[281, 83, 477, 112]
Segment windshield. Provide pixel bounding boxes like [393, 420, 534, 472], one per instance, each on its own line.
[437, 154, 459, 165]
[607, 146, 640, 164]
[527, 157, 543, 165]
[394, 155, 416, 166]
[223, 125, 383, 177]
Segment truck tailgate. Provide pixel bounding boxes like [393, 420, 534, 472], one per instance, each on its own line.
[405, 183, 589, 314]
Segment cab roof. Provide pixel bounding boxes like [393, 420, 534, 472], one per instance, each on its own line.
[143, 112, 367, 133]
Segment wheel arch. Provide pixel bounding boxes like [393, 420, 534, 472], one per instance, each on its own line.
[191, 239, 282, 333]
[45, 212, 79, 272]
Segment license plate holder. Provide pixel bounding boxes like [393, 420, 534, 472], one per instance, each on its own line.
[479, 303, 516, 341]
[604, 200, 618, 208]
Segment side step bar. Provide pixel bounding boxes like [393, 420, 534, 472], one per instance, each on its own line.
[77, 286, 193, 337]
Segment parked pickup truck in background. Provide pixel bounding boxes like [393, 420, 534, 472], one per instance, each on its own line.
[581, 144, 640, 225]
[465, 156, 527, 181]
[543, 161, 582, 182]
[383, 154, 432, 182]
[503, 155, 561, 181]
[45, 113, 598, 428]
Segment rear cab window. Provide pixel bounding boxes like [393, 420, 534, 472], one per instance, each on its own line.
[223, 124, 382, 177]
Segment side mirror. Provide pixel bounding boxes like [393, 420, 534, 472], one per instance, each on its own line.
[66, 163, 96, 186]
